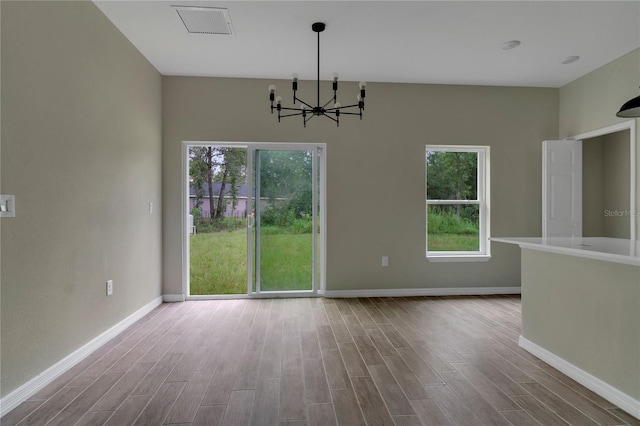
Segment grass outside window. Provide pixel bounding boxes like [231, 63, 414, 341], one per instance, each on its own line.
[189, 223, 314, 295]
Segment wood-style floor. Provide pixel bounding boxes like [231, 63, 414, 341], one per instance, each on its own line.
[3, 296, 639, 426]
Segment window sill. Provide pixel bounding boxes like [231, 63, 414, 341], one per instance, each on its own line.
[427, 254, 491, 263]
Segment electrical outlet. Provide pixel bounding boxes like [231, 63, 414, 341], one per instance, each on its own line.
[106, 280, 113, 296]
[382, 256, 389, 267]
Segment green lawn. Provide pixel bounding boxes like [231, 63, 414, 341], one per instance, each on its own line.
[259, 233, 313, 291]
[428, 233, 479, 251]
[427, 210, 479, 251]
[189, 229, 313, 295]
[189, 230, 247, 295]
[190, 224, 477, 295]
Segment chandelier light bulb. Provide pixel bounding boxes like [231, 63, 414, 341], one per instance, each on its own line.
[359, 81, 367, 89]
[301, 104, 307, 110]
[275, 96, 282, 104]
[357, 94, 362, 102]
[268, 85, 276, 94]
[334, 102, 341, 109]
[292, 73, 299, 81]
[333, 73, 339, 81]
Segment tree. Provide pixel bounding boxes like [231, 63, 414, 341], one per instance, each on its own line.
[214, 148, 245, 219]
[258, 150, 313, 218]
[189, 147, 212, 215]
[189, 146, 246, 220]
[426, 150, 477, 218]
[206, 147, 216, 217]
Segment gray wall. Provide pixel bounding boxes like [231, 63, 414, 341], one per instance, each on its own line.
[163, 77, 558, 295]
[560, 49, 640, 239]
[583, 131, 631, 238]
[1, 1, 163, 397]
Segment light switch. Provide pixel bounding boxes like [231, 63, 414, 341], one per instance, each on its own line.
[0, 195, 15, 217]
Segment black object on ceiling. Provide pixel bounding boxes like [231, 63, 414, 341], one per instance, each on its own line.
[616, 90, 640, 117]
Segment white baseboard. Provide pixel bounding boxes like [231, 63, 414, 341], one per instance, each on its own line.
[323, 286, 521, 298]
[163, 293, 185, 303]
[519, 335, 640, 420]
[0, 296, 163, 417]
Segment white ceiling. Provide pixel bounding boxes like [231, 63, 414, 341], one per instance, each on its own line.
[93, 1, 640, 88]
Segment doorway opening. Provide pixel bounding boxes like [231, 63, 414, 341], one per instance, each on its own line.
[182, 142, 326, 298]
[542, 120, 636, 239]
[572, 121, 637, 240]
[582, 130, 632, 238]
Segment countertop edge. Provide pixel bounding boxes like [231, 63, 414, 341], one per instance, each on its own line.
[492, 237, 640, 267]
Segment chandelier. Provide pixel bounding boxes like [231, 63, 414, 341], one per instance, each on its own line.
[268, 22, 366, 127]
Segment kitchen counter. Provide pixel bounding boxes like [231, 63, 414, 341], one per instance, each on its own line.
[493, 237, 640, 419]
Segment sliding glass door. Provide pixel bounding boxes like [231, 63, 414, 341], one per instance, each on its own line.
[186, 142, 324, 297]
[249, 146, 324, 294]
[250, 148, 319, 292]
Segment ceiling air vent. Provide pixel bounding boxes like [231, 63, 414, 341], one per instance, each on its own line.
[174, 6, 234, 35]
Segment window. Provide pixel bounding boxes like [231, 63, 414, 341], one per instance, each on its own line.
[426, 145, 490, 261]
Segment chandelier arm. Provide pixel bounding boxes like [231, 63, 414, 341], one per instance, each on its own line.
[278, 106, 307, 112]
[335, 111, 362, 116]
[326, 103, 360, 110]
[294, 97, 314, 110]
[321, 113, 337, 123]
[322, 97, 335, 109]
[325, 108, 359, 113]
[279, 112, 305, 118]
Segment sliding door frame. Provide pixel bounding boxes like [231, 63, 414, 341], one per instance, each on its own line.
[181, 141, 327, 300]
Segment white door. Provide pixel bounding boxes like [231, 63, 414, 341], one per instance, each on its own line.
[542, 140, 582, 238]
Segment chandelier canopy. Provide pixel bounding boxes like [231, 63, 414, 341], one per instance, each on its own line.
[268, 22, 366, 127]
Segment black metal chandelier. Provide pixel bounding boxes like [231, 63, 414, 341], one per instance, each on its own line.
[268, 22, 366, 127]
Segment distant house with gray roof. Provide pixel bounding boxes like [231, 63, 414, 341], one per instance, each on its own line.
[190, 183, 248, 218]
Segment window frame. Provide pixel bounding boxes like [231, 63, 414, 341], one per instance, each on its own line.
[425, 145, 490, 262]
